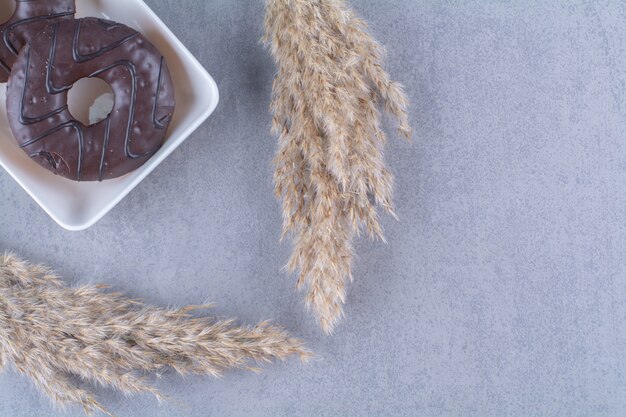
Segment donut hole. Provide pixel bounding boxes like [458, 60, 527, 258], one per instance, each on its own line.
[0, 0, 16, 23]
[67, 77, 115, 126]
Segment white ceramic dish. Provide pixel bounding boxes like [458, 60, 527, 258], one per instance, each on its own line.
[0, 0, 219, 231]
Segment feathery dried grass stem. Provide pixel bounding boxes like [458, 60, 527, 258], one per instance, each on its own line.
[0, 254, 309, 415]
[264, 0, 411, 333]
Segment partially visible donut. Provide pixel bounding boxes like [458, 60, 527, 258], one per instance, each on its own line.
[0, 0, 76, 82]
[6, 17, 176, 181]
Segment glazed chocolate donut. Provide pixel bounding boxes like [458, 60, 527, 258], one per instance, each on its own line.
[6, 17, 176, 181]
[0, 0, 76, 82]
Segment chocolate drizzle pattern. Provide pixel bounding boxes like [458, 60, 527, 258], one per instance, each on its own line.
[0, 0, 76, 82]
[6, 17, 176, 181]
[72, 19, 139, 63]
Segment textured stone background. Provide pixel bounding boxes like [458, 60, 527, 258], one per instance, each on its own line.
[1, 1, 625, 416]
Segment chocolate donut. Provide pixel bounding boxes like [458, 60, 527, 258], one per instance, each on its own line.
[6, 17, 176, 181]
[0, 0, 76, 82]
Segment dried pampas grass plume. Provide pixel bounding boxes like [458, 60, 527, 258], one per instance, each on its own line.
[263, 0, 411, 333]
[0, 254, 309, 415]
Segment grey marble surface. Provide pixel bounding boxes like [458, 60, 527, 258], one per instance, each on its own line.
[1, 1, 625, 416]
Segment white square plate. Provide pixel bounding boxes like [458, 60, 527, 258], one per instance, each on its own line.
[0, 0, 219, 231]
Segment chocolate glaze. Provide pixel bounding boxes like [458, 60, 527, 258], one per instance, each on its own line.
[0, 0, 76, 82]
[6, 17, 176, 181]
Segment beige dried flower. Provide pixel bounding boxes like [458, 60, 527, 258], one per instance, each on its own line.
[0, 254, 309, 416]
[264, 0, 411, 333]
